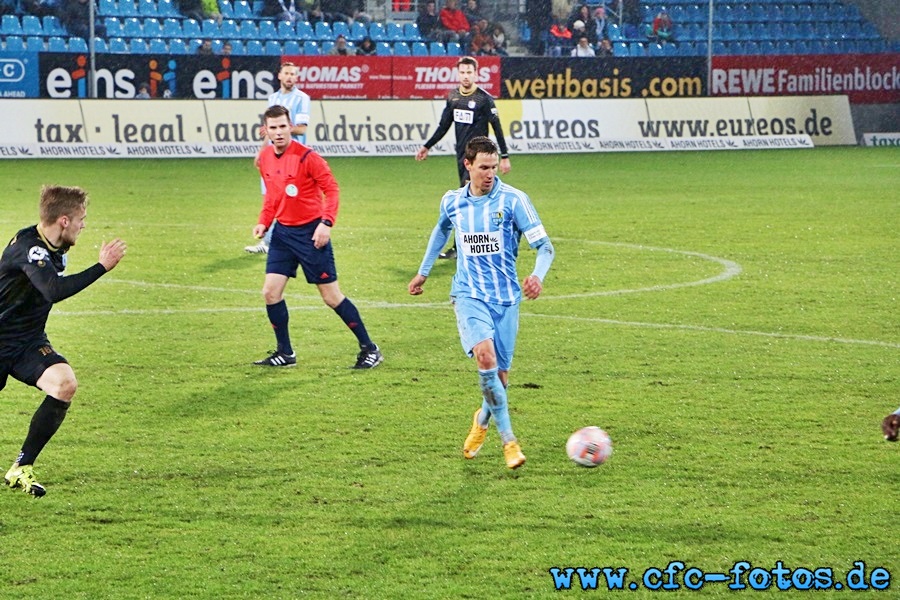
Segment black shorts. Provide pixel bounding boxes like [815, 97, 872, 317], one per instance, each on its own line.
[0, 338, 68, 392]
[266, 220, 338, 285]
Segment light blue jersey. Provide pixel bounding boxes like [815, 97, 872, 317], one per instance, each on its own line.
[268, 87, 311, 143]
[419, 177, 550, 306]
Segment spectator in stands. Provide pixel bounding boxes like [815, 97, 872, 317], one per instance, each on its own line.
[621, 0, 642, 39]
[570, 19, 589, 47]
[261, 0, 305, 23]
[476, 38, 499, 56]
[570, 34, 594, 57]
[653, 8, 674, 42]
[440, 0, 471, 49]
[546, 18, 571, 57]
[356, 35, 376, 55]
[567, 4, 597, 45]
[22, 0, 60, 18]
[596, 37, 613, 56]
[592, 6, 607, 41]
[417, 0, 457, 43]
[524, 0, 551, 55]
[60, 0, 105, 41]
[491, 23, 508, 56]
[179, 0, 223, 23]
[330, 34, 351, 55]
[468, 18, 491, 55]
[197, 38, 214, 55]
[136, 83, 151, 99]
[308, 1, 353, 24]
[222, 40, 233, 55]
[463, 0, 485, 29]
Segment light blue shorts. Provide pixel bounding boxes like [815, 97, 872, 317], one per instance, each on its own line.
[452, 296, 519, 371]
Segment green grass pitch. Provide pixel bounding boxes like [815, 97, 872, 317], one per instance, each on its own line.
[0, 147, 897, 598]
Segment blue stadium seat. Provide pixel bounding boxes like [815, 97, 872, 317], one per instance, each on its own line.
[392, 41, 410, 55]
[158, 0, 178, 17]
[47, 36, 68, 51]
[168, 37, 187, 53]
[201, 18, 220, 38]
[43, 16, 66, 36]
[264, 39, 281, 55]
[759, 40, 776, 55]
[23, 35, 43, 51]
[629, 42, 645, 57]
[147, 37, 168, 52]
[386, 22, 403, 41]
[375, 41, 391, 55]
[245, 38, 263, 54]
[258, 19, 277, 39]
[234, 0, 253, 19]
[1, 15, 23, 36]
[277, 20, 295, 38]
[129, 37, 147, 53]
[429, 41, 445, 55]
[613, 41, 628, 55]
[283, 39, 300, 54]
[220, 19, 239, 39]
[446, 41, 461, 55]
[123, 17, 143, 37]
[138, 0, 157, 16]
[211, 38, 223, 52]
[98, 0, 117, 16]
[606, 23, 621, 41]
[302, 40, 319, 55]
[22, 15, 43, 36]
[239, 20, 258, 39]
[105, 17, 124, 37]
[403, 22, 420, 41]
[118, 0, 140, 17]
[648, 42, 665, 56]
[332, 21, 349, 39]
[320, 39, 334, 53]
[314, 21, 332, 40]
[143, 18, 163, 38]
[86, 36, 105, 52]
[187, 38, 201, 52]
[162, 18, 182, 37]
[411, 41, 428, 56]
[227, 39, 243, 54]
[108, 36, 128, 53]
[218, 0, 234, 19]
[348, 21, 367, 41]
[295, 21, 313, 40]
[368, 22, 385, 41]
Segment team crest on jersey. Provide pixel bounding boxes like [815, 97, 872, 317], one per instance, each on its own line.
[468, 100, 476, 109]
[28, 246, 49, 266]
[285, 184, 298, 197]
[491, 211, 503, 226]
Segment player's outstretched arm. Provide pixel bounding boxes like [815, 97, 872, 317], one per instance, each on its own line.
[98, 238, 127, 272]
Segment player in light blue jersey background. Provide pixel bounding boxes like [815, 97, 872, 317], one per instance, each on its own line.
[246, 62, 312, 254]
[409, 136, 554, 469]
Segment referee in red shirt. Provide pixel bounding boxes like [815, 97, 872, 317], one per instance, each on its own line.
[252, 105, 383, 369]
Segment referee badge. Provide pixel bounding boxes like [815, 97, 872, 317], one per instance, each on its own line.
[285, 184, 298, 197]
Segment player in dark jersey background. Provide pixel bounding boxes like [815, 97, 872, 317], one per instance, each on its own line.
[416, 56, 511, 259]
[0, 185, 126, 497]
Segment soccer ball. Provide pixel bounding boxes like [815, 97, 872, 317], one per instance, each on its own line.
[566, 426, 613, 467]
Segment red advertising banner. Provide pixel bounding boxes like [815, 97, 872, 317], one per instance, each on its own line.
[711, 53, 900, 104]
[281, 55, 393, 99]
[277, 55, 501, 100]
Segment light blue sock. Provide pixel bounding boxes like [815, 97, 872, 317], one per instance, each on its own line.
[479, 368, 515, 444]
[478, 397, 491, 428]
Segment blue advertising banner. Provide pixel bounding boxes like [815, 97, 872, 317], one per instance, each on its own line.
[0, 51, 40, 98]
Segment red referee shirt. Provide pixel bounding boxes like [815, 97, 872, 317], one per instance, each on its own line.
[257, 141, 340, 228]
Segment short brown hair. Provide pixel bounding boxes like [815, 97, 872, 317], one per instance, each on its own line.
[464, 136, 498, 163]
[264, 104, 291, 123]
[457, 56, 478, 70]
[39, 185, 88, 225]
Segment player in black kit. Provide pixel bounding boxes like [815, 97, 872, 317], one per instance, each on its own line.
[416, 56, 511, 259]
[0, 185, 126, 497]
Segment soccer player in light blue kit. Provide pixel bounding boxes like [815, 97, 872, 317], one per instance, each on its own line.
[408, 136, 554, 469]
[246, 62, 312, 254]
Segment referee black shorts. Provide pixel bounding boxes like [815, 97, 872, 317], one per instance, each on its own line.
[266, 220, 338, 285]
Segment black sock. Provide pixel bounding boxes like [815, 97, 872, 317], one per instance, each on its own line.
[333, 297, 374, 349]
[266, 300, 293, 355]
[17, 396, 70, 466]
